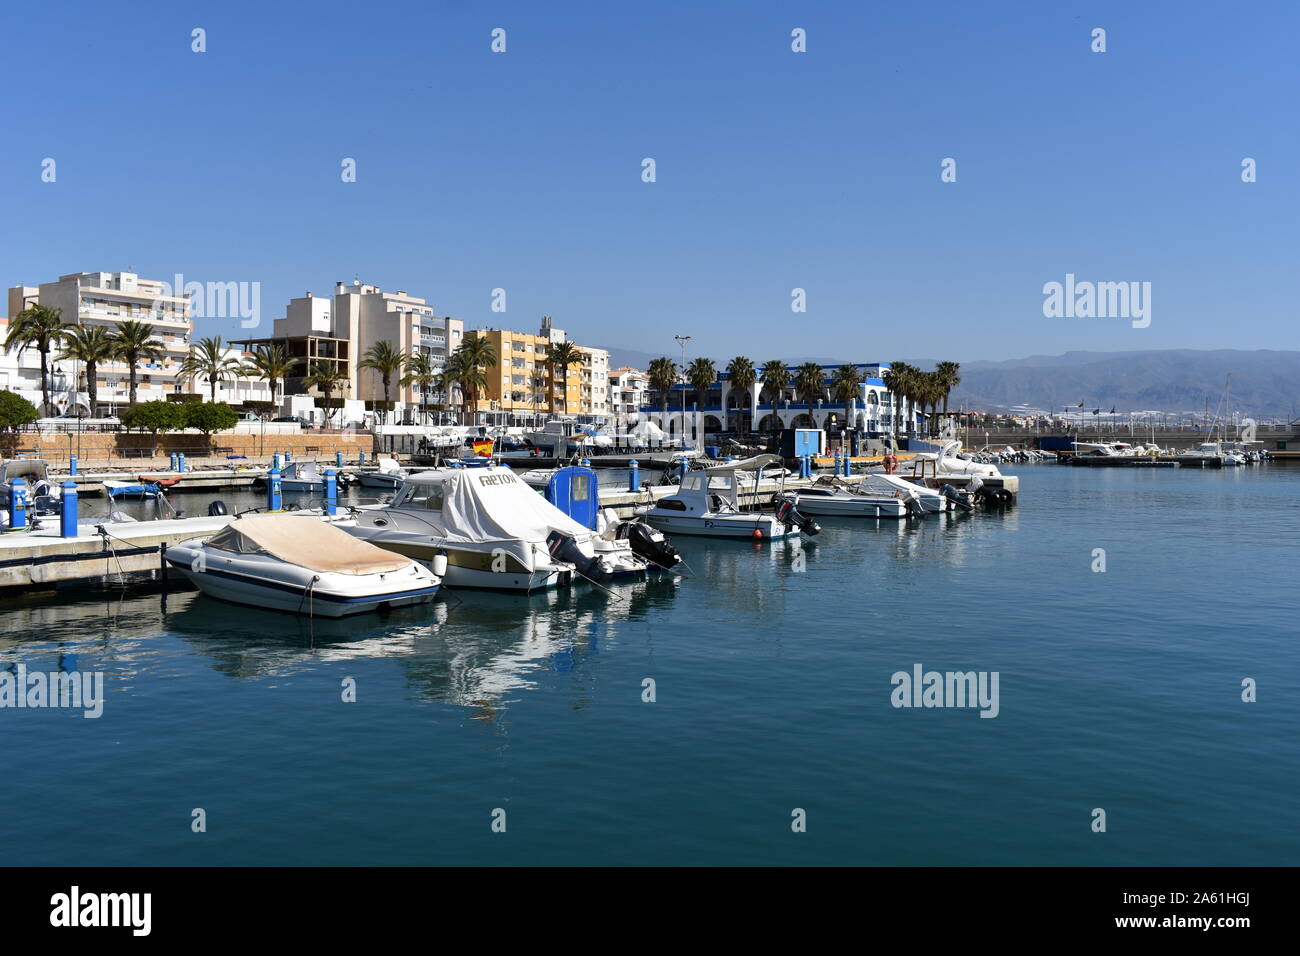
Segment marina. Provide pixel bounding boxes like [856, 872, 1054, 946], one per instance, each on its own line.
[4, 461, 1297, 866]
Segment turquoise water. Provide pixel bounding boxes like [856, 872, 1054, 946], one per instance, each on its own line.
[3, 464, 1298, 866]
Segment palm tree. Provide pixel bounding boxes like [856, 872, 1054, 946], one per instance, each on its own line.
[4, 304, 65, 414]
[545, 341, 583, 416]
[399, 352, 439, 425]
[111, 319, 165, 407]
[304, 362, 350, 425]
[935, 360, 962, 422]
[882, 362, 916, 437]
[725, 356, 757, 434]
[57, 325, 117, 418]
[759, 360, 790, 429]
[830, 364, 864, 433]
[179, 335, 244, 402]
[647, 357, 678, 415]
[358, 340, 406, 423]
[686, 357, 717, 416]
[794, 362, 825, 423]
[443, 348, 489, 425]
[242, 343, 301, 410]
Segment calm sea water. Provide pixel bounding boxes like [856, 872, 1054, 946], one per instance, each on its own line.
[3, 464, 1298, 866]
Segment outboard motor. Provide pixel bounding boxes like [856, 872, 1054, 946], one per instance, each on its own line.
[208, 500, 229, 516]
[774, 499, 821, 536]
[625, 521, 682, 570]
[546, 530, 610, 583]
[939, 484, 974, 513]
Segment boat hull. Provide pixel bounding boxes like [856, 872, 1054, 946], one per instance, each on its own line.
[166, 543, 439, 617]
[793, 494, 909, 518]
[642, 511, 796, 539]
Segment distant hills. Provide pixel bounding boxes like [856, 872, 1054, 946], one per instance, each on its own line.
[602, 346, 1300, 419]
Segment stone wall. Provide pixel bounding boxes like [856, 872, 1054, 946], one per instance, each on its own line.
[1, 430, 376, 471]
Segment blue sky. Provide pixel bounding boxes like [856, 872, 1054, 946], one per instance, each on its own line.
[3, 0, 1296, 364]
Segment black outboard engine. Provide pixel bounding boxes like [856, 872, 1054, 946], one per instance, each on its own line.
[939, 484, 974, 513]
[625, 521, 682, 570]
[774, 499, 821, 536]
[208, 500, 229, 516]
[546, 530, 610, 583]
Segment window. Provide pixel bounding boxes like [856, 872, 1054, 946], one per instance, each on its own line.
[656, 498, 687, 511]
[572, 474, 590, 501]
[400, 484, 444, 510]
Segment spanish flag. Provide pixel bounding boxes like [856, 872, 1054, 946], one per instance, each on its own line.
[471, 438, 494, 457]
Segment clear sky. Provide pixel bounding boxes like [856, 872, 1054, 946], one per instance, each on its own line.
[4, 0, 1296, 364]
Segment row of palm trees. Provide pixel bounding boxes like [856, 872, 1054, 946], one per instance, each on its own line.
[645, 355, 962, 436]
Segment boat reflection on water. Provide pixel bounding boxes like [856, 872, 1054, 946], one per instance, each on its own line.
[1, 573, 680, 722]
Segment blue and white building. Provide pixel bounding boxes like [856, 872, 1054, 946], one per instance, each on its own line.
[634, 362, 923, 440]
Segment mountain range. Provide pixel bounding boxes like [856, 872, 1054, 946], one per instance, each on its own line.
[602, 347, 1300, 419]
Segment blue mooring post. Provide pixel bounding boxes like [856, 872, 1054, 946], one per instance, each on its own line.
[272, 452, 282, 471]
[268, 468, 283, 511]
[285, 449, 293, 464]
[628, 459, 639, 491]
[9, 478, 27, 530]
[325, 468, 338, 516]
[169, 452, 178, 472]
[359, 450, 366, 468]
[679, 458, 688, 483]
[336, 450, 344, 468]
[69, 454, 78, 476]
[178, 453, 187, 473]
[60, 480, 78, 537]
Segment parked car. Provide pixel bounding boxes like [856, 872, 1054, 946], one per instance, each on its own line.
[271, 415, 314, 429]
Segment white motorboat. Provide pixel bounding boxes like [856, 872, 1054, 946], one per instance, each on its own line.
[784, 473, 957, 518]
[357, 456, 407, 490]
[639, 454, 820, 540]
[166, 514, 442, 617]
[343, 464, 649, 591]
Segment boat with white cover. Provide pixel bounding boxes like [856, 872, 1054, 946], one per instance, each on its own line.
[639, 454, 820, 539]
[343, 464, 649, 591]
[166, 514, 442, 616]
[357, 456, 407, 490]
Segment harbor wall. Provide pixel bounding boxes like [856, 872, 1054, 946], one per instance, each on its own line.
[1, 430, 376, 470]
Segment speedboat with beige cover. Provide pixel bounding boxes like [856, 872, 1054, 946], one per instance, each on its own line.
[166, 514, 442, 616]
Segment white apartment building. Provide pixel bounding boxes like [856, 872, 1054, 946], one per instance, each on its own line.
[609, 366, 649, 422]
[6, 272, 193, 415]
[575, 345, 610, 420]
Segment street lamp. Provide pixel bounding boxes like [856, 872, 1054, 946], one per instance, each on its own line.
[674, 334, 691, 449]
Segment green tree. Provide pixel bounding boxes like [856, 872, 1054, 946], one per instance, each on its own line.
[358, 340, 406, 423]
[4, 304, 65, 414]
[686, 357, 716, 410]
[882, 362, 917, 436]
[646, 357, 678, 414]
[759, 360, 790, 411]
[0, 390, 40, 430]
[179, 336, 244, 402]
[794, 362, 825, 422]
[303, 362, 350, 425]
[121, 400, 186, 452]
[399, 352, 439, 424]
[111, 319, 165, 407]
[184, 401, 239, 442]
[831, 364, 864, 433]
[57, 324, 118, 418]
[544, 341, 583, 416]
[935, 360, 962, 423]
[725, 356, 757, 434]
[241, 343, 300, 409]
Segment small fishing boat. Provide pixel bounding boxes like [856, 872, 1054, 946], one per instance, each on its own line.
[783, 474, 924, 518]
[640, 454, 819, 539]
[103, 479, 165, 499]
[167, 514, 442, 616]
[357, 456, 407, 490]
